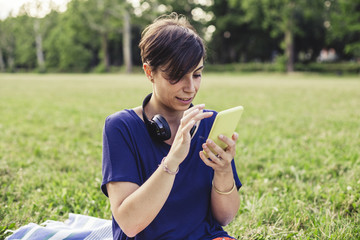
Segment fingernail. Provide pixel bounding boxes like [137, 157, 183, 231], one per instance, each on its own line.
[219, 134, 224, 139]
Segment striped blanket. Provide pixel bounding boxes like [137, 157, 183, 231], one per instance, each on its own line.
[5, 214, 112, 240]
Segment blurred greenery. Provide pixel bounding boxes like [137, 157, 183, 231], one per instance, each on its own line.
[0, 73, 359, 239]
[0, 0, 359, 73]
[205, 61, 360, 74]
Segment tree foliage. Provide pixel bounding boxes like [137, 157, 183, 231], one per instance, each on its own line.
[327, 0, 360, 58]
[208, 0, 279, 64]
[204, 0, 330, 71]
[0, 0, 357, 73]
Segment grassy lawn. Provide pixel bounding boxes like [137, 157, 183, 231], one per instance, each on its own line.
[0, 73, 359, 239]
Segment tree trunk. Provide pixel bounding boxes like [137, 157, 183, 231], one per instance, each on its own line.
[0, 48, 5, 72]
[123, 11, 132, 73]
[34, 19, 46, 72]
[101, 33, 110, 72]
[7, 55, 15, 72]
[285, 29, 294, 72]
[5, 41, 15, 72]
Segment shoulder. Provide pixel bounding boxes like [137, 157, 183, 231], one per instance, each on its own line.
[104, 109, 140, 132]
[105, 109, 135, 123]
[103, 109, 146, 148]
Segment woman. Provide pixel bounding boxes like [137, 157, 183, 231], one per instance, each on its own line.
[101, 13, 242, 240]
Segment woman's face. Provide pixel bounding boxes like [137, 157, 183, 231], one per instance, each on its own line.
[152, 59, 204, 112]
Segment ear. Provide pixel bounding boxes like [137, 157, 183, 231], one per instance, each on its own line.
[143, 63, 153, 82]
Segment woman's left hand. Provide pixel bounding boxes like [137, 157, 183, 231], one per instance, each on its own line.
[199, 132, 239, 173]
[200, 132, 240, 226]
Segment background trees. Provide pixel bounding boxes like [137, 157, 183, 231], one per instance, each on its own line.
[327, 0, 360, 59]
[0, 0, 358, 73]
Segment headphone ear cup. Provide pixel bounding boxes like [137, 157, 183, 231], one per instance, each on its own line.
[152, 114, 171, 141]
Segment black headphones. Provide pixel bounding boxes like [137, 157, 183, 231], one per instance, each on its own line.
[142, 93, 196, 142]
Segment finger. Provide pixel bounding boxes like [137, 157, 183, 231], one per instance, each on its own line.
[230, 133, 239, 156]
[202, 142, 225, 166]
[206, 139, 226, 155]
[184, 103, 205, 116]
[218, 134, 236, 151]
[192, 111, 213, 122]
[180, 108, 199, 127]
[181, 119, 196, 136]
[232, 132, 239, 141]
[181, 108, 213, 128]
[199, 151, 218, 168]
[206, 138, 235, 162]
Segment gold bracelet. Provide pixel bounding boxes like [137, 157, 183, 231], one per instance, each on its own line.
[212, 179, 236, 195]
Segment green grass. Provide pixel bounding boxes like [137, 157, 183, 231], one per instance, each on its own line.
[1, 73, 359, 239]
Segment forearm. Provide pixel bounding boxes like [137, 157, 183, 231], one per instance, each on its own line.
[112, 160, 177, 237]
[211, 171, 240, 226]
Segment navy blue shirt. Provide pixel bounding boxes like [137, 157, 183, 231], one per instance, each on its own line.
[101, 109, 241, 240]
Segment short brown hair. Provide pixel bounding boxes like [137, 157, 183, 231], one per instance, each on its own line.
[139, 13, 206, 84]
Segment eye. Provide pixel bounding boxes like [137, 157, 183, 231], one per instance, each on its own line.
[193, 73, 202, 79]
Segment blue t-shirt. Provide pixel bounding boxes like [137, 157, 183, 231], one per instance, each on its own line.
[101, 109, 242, 240]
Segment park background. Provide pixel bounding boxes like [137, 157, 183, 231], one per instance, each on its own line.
[0, 0, 359, 73]
[1, 0, 360, 239]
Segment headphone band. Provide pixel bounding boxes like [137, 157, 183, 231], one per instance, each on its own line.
[142, 93, 153, 127]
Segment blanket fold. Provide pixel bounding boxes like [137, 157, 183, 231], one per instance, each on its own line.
[6, 214, 112, 240]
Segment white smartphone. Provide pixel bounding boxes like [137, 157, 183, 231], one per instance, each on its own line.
[204, 106, 244, 157]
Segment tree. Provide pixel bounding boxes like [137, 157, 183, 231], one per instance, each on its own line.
[0, 18, 17, 72]
[18, 0, 49, 72]
[0, 47, 4, 72]
[327, 0, 360, 59]
[13, 15, 37, 70]
[208, 0, 278, 63]
[0, 21, 6, 71]
[258, 0, 301, 71]
[235, 0, 324, 72]
[79, 0, 133, 72]
[43, 0, 95, 72]
[123, 10, 132, 73]
[0, 0, 356, 73]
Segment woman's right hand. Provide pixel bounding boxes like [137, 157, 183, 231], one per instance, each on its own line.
[166, 104, 213, 169]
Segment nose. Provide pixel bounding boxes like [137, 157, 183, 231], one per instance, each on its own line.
[184, 76, 196, 93]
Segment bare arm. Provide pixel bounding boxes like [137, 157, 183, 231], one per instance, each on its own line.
[107, 164, 176, 237]
[107, 105, 213, 237]
[200, 133, 240, 226]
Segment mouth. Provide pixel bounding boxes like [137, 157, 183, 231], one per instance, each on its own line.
[176, 97, 193, 104]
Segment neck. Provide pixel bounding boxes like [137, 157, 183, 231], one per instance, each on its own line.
[147, 96, 184, 124]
